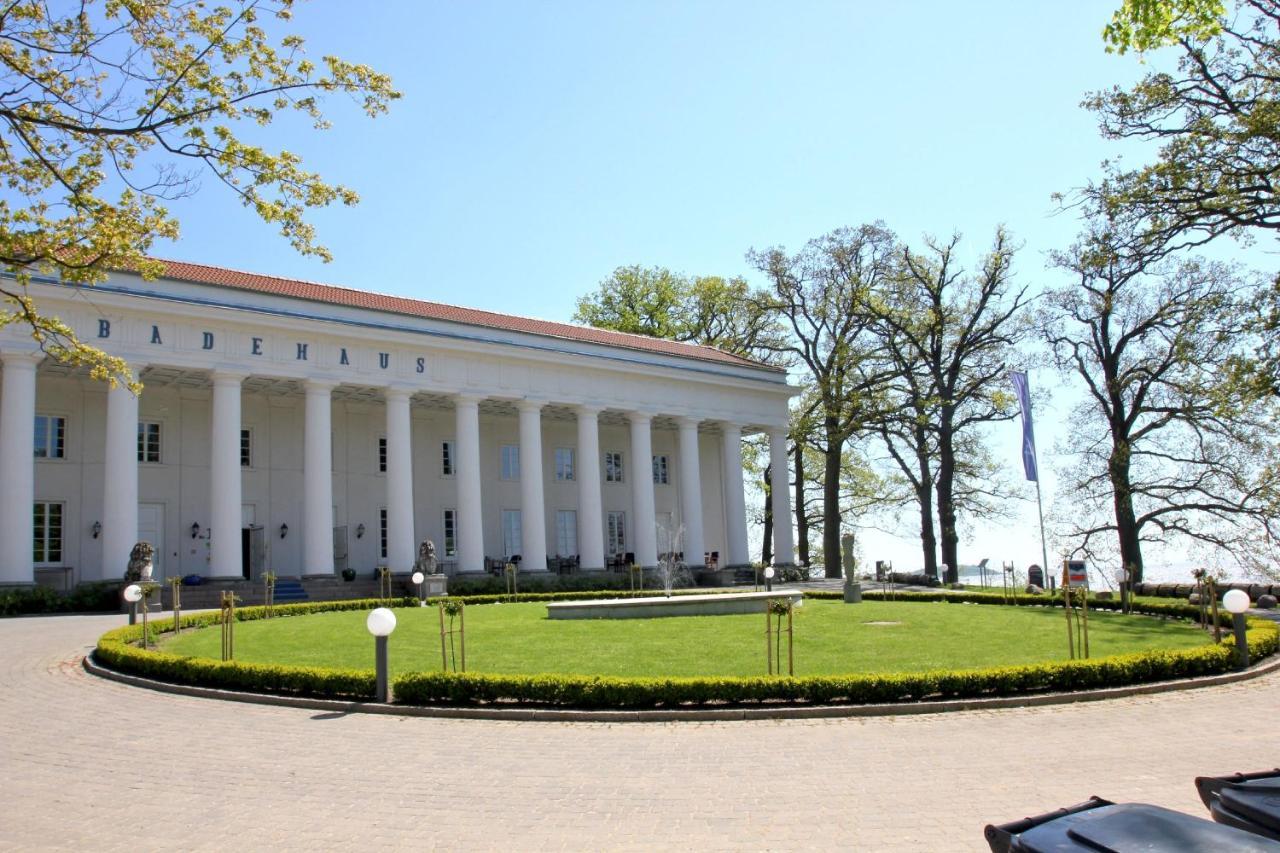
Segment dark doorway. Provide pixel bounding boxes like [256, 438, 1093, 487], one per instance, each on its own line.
[241, 528, 251, 579]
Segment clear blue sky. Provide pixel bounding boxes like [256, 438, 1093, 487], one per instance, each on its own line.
[158, 1, 1240, 580]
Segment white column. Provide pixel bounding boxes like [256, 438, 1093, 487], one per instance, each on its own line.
[518, 400, 548, 572]
[102, 382, 140, 581]
[677, 416, 705, 569]
[385, 388, 415, 573]
[628, 412, 658, 568]
[454, 394, 485, 573]
[720, 422, 749, 567]
[0, 352, 39, 585]
[209, 371, 245, 579]
[575, 405, 605, 570]
[769, 428, 795, 566]
[303, 380, 335, 576]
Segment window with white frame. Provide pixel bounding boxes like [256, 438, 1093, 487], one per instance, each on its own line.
[604, 451, 624, 483]
[379, 508, 388, 560]
[652, 454, 669, 485]
[34, 415, 66, 459]
[33, 501, 63, 564]
[378, 436, 387, 473]
[443, 508, 457, 557]
[441, 440, 455, 477]
[607, 511, 626, 556]
[554, 447, 575, 481]
[241, 428, 253, 468]
[137, 421, 162, 463]
[555, 510, 577, 556]
[501, 509, 522, 557]
[500, 445, 520, 480]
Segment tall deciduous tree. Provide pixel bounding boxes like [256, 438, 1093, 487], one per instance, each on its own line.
[1042, 218, 1278, 582]
[868, 231, 1030, 582]
[0, 0, 399, 386]
[749, 224, 899, 578]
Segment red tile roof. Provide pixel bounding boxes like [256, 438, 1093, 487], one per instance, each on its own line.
[150, 258, 780, 372]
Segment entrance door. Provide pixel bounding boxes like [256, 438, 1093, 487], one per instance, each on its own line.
[137, 503, 165, 579]
[333, 525, 348, 576]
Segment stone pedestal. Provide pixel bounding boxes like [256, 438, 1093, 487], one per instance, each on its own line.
[424, 574, 448, 597]
[843, 580, 862, 604]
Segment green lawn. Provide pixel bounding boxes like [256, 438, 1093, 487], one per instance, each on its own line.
[159, 599, 1213, 679]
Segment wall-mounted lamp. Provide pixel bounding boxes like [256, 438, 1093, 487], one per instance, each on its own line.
[190, 522, 201, 540]
[91, 521, 102, 539]
[356, 523, 366, 539]
[279, 523, 289, 539]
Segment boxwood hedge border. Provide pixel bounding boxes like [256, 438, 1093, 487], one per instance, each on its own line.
[92, 589, 1280, 710]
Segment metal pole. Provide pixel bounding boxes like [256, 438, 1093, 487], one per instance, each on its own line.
[1233, 613, 1250, 670]
[375, 635, 389, 702]
[128, 600, 137, 626]
[1035, 481, 1050, 594]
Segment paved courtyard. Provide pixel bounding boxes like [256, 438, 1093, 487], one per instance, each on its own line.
[1, 613, 1277, 852]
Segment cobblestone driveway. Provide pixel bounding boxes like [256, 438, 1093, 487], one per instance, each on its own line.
[2, 613, 1276, 852]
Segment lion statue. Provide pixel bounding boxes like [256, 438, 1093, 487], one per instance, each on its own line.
[414, 539, 439, 576]
[125, 541, 155, 582]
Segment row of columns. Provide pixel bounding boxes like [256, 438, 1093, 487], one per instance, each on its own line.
[0, 351, 797, 583]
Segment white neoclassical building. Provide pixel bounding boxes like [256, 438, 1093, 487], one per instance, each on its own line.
[0, 261, 797, 588]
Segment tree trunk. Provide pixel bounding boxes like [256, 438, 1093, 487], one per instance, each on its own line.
[761, 464, 773, 566]
[1109, 440, 1145, 584]
[913, 419, 938, 579]
[794, 443, 810, 567]
[823, 420, 844, 579]
[936, 406, 959, 583]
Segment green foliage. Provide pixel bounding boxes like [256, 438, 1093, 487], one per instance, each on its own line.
[0, 0, 399, 386]
[1, 583, 120, 616]
[572, 265, 784, 360]
[1103, 0, 1226, 53]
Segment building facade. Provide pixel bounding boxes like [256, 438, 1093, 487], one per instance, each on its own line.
[0, 261, 796, 587]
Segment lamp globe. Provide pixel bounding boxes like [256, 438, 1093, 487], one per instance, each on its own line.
[1223, 589, 1251, 615]
[366, 607, 397, 637]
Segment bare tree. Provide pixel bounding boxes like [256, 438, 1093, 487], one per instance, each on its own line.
[867, 230, 1031, 582]
[1042, 217, 1280, 581]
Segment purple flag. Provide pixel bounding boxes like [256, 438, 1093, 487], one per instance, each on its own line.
[1009, 371, 1039, 482]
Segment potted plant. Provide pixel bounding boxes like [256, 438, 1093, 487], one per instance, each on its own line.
[341, 567, 356, 582]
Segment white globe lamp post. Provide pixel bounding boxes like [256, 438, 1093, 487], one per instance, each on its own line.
[123, 583, 142, 626]
[764, 565, 775, 592]
[366, 607, 398, 702]
[1223, 589, 1252, 669]
[411, 571, 425, 606]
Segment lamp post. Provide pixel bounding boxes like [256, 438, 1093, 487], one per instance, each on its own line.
[1223, 589, 1251, 670]
[764, 566, 775, 593]
[366, 607, 397, 702]
[412, 571, 425, 606]
[123, 583, 142, 626]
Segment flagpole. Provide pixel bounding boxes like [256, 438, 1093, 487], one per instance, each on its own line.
[1035, 479, 1050, 592]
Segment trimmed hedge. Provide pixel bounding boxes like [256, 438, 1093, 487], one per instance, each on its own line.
[393, 617, 1278, 709]
[1, 582, 122, 616]
[94, 588, 1280, 708]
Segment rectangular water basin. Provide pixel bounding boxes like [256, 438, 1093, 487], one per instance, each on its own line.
[546, 589, 805, 620]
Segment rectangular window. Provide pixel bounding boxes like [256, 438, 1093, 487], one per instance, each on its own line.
[555, 510, 578, 557]
[443, 509, 457, 557]
[33, 415, 66, 459]
[378, 437, 387, 473]
[379, 508, 388, 560]
[137, 422, 162, 463]
[554, 447, 575, 481]
[501, 509, 522, 557]
[240, 428, 252, 468]
[607, 511, 626, 556]
[652, 454, 669, 485]
[33, 501, 63, 564]
[441, 440, 455, 477]
[500, 445, 520, 480]
[605, 451, 624, 483]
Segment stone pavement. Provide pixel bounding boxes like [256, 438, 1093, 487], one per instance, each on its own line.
[2, 614, 1278, 852]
